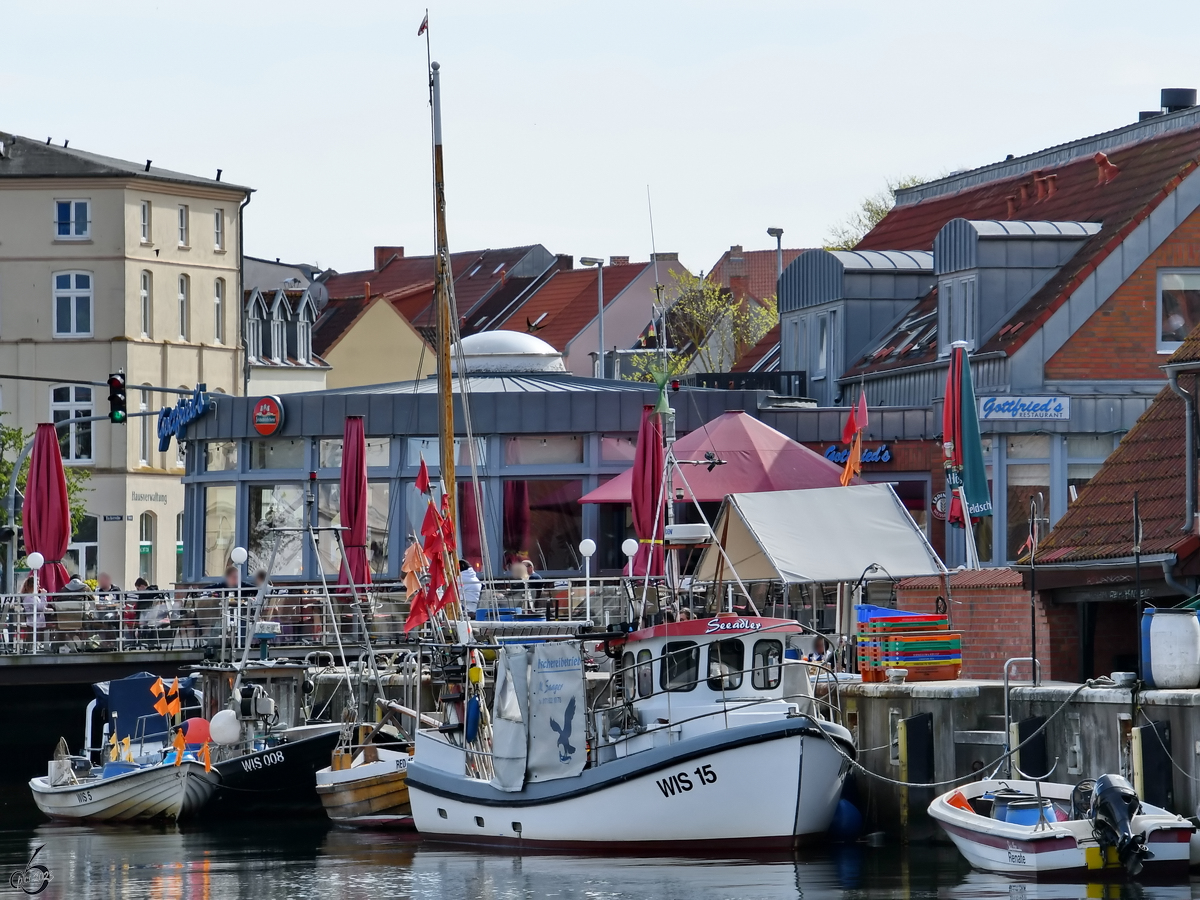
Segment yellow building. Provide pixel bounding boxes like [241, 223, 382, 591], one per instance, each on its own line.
[0, 132, 251, 589]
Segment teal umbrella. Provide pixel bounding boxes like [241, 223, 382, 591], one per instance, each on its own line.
[943, 345, 992, 560]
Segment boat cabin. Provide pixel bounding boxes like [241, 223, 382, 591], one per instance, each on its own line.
[194, 662, 311, 729]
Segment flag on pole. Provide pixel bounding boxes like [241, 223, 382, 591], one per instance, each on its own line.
[840, 431, 863, 486]
[841, 404, 858, 445]
[415, 457, 431, 494]
[172, 729, 187, 766]
[840, 385, 868, 484]
[201, 743, 212, 773]
[417, 13, 428, 35]
[855, 388, 868, 435]
[166, 678, 181, 718]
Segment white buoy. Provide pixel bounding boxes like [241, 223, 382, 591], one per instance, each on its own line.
[210, 709, 241, 745]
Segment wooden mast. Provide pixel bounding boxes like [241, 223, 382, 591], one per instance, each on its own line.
[430, 60, 457, 526]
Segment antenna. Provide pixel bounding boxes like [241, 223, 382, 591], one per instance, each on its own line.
[647, 186, 666, 370]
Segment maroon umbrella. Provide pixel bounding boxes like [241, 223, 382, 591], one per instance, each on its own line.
[337, 416, 371, 591]
[24, 423, 71, 593]
[630, 405, 665, 576]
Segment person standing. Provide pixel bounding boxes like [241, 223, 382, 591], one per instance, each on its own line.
[459, 559, 482, 618]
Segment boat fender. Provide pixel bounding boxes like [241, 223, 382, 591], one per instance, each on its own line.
[1090, 773, 1153, 876]
[465, 696, 481, 743]
[829, 799, 864, 841]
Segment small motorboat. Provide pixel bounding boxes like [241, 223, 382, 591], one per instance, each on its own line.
[30, 739, 215, 822]
[929, 774, 1194, 879]
[315, 701, 416, 827]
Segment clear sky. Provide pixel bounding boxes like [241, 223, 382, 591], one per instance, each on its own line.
[6, 1, 1198, 276]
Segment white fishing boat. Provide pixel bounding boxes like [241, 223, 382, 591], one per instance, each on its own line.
[30, 743, 215, 822]
[928, 775, 1194, 879]
[407, 616, 854, 850]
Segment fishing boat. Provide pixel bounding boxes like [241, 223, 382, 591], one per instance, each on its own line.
[928, 775, 1194, 879]
[315, 701, 418, 827]
[407, 617, 855, 850]
[30, 738, 215, 822]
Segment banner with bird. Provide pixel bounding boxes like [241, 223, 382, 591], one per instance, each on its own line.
[525, 642, 586, 782]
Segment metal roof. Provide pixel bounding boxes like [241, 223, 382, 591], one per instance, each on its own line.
[828, 249, 933, 270]
[963, 220, 1102, 238]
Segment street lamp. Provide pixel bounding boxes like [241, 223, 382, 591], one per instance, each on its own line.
[229, 546, 248, 658]
[27, 551, 44, 653]
[621, 538, 638, 576]
[580, 257, 605, 379]
[579, 538, 596, 623]
[767, 227, 784, 282]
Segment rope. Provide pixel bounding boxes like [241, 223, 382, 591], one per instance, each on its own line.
[820, 677, 1109, 790]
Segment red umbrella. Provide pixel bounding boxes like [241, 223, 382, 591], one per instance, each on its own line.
[630, 405, 665, 576]
[24, 423, 71, 593]
[337, 416, 372, 591]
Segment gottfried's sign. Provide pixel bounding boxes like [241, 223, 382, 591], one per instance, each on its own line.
[252, 396, 285, 436]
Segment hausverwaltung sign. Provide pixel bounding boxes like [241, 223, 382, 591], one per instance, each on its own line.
[978, 396, 1070, 421]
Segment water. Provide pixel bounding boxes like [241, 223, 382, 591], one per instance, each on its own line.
[0, 818, 1197, 900]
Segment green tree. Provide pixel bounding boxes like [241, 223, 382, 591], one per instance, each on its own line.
[630, 269, 778, 379]
[824, 175, 927, 251]
[0, 414, 92, 557]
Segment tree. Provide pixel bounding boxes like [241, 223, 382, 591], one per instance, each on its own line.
[630, 269, 778, 379]
[0, 414, 92, 555]
[824, 175, 927, 251]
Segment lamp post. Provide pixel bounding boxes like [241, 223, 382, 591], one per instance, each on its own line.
[767, 227, 784, 283]
[229, 546, 248, 660]
[579, 539, 596, 623]
[581, 257, 605, 378]
[621, 538, 638, 576]
[27, 551, 44, 653]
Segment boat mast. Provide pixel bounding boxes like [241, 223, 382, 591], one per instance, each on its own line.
[430, 60, 457, 524]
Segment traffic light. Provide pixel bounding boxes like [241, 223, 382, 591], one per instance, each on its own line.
[107, 373, 127, 424]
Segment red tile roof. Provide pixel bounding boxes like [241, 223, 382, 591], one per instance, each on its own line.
[312, 281, 434, 357]
[899, 568, 1024, 590]
[1035, 325, 1200, 564]
[707, 247, 807, 302]
[496, 263, 649, 352]
[731, 323, 780, 372]
[850, 123, 1200, 377]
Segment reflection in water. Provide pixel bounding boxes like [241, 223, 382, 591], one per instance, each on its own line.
[0, 823, 1194, 900]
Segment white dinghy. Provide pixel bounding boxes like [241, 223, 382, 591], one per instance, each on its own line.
[929, 774, 1193, 879]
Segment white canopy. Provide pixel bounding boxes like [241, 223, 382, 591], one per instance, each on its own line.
[692, 483, 947, 585]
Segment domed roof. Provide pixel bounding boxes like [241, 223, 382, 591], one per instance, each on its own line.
[452, 331, 568, 374]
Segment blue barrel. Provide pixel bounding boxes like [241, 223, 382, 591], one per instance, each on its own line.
[1141, 608, 1200, 689]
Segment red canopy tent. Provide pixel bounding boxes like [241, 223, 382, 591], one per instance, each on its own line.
[24, 423, 72, 593]
[580, 410, 858, 505]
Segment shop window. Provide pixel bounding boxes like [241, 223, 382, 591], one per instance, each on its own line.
[248, 484, 305, 576]
[752, 639, 783, 690]
[405, 437, 485, 469]
[599, 435, 637, 462]
[250, 439, 305, 470]
[139, 512, 156, 583]
[64, 515, 98, 582]
[504, 435, 583, 466]
[501, 479, 582, 571]
[1006, 464, 1050, 561]
[636, 648, 653, 698]
[404, 481, 487, 571]
[707, 639, 744, 691]
[1006, 434, 1051, 459]
[1159, 270, 1200, 351]
[203, 485, 236, 577]
[319, 437, 391, 469]
[205, 441, 238, 471]
[1066, 434, 1115, 504]
[621, 651, 635, 701]
[660, 641, 699, 692]
[317, 481, 391, 576]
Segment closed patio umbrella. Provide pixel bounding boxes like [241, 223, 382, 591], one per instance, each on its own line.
[337, 416, 372, 591]
[630, 405, 665, 576]
[24, 423, 71, 593]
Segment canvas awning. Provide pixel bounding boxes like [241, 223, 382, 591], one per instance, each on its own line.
[692, 483, 947, 584]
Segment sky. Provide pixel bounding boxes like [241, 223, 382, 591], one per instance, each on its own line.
[5, 1, 1200, 276]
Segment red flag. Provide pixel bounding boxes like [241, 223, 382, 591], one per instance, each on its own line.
[841, 404, 858, 445]
[856, 388, 868, 435]
[415, 458, 430, 494]
[420, 502, 439, 538]
[417, 13, 428, 35]
[405, 587, 431, 632]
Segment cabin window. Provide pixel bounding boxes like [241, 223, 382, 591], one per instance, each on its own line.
[660, 641, 699, 692]
[621, 651, 636, 702]
[707, 639, 744, 692]
[636, 649, 653, 698]
[752, 640, 784, 690]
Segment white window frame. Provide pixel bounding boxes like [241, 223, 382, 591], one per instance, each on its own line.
[139, 511, 156, 583]
[178, 274, 189, 340]
[52, 270, 94, 338]
[214, 278, 225, 344]
[177, 204, 189, 247]
[51, 384, 94, 464]
[214, 209, 225, 251]
[814, 314, 828, 379]
[138, 387, 151, 466]
[54, 199, 90, 240]
[140, 200, 152, 243]
[1157, 268, 1200, 353]
[139, 270, 152, 337]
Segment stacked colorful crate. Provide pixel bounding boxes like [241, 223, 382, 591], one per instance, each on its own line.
[855, 606, 962, 682]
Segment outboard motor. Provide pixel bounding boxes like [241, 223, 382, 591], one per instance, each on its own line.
[1090, 773, 1153, 876]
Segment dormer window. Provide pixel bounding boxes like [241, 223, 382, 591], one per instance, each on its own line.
[939, 276, 977, 355]
[245, 290, 267, 361]
[1159, 270, 1200, 352]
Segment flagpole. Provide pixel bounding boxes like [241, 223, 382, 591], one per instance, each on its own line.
[1029, 494, 1039, 686]
[1134, 491, 1142, 685]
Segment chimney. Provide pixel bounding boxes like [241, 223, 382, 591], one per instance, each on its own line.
[1045, 174, 1058, 197]
[651, 251, 679, 262]
[1005, 195, 1018, 219]
[1018, 182, 1030, 204]
[609, 255, 630, 266]
[1162, 88, 1198, 113]
[555, 254, 574, 270]
[1034, 176, 1048, 201]
[373, 246, 404, 271]
[1094, 152, 1121, 185]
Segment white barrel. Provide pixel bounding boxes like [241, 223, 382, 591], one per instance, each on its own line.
[1142, 608, 1200, 689]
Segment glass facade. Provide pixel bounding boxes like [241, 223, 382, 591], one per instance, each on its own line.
[248, 484, 305, 575]
[204, 485, 236, 576]
[318, 481, 391, 575]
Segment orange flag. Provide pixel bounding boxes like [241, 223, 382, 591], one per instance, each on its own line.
[150, 677, 164, 697]
[201, 743, 212, 773]
[166, 678, 181, 718]
[154, 694, 170, 717]
[840, 431, 862, 487]
[172, 729, 186, 766]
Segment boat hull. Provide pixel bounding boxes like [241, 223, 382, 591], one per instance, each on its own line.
[316, 752, 411, 821]
[30, 761, 215, 822]
[205, 726, 341, 815]
[407, 717, 850, 850]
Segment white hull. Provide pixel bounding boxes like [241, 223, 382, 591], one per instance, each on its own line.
[31, 761, 217, 822]
[408, 719, 849, 849]
[929, 779, 1193, 878]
